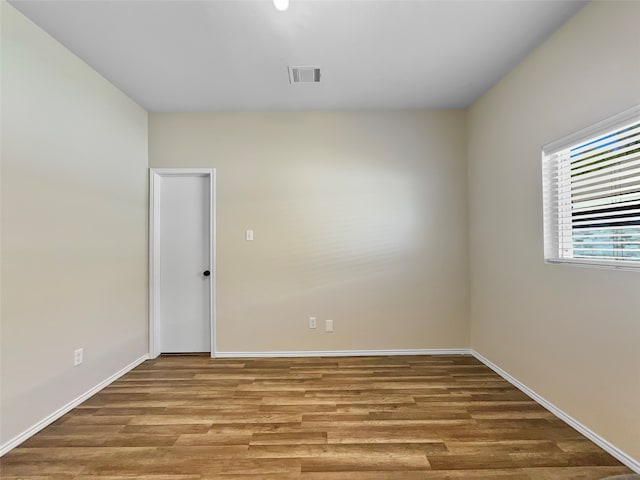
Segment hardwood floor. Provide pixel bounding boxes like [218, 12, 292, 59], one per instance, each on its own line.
[1, 354, 632, 479]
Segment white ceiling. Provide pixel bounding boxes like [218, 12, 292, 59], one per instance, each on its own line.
[10, 0, 587, 112]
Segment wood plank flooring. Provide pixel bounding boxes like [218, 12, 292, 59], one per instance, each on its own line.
[1, 354, 632, 479]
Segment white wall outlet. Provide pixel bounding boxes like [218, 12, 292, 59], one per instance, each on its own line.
[245, 229, 254, 241]
[325, 319, 333, 333]
[309, 317, 317, 329]
[73, 348, 83, 366]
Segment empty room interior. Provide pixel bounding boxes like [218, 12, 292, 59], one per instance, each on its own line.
[1, 0, 639, 478]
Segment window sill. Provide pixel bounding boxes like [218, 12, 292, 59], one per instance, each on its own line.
[544, 258, 640, 273]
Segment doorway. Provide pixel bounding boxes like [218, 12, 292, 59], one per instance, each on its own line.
[149, 168, 216, 358]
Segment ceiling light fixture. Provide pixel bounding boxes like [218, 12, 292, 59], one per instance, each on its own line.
[273, 0, 289, 12]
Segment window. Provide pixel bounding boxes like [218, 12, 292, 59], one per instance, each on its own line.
[542, 106, 640, 270]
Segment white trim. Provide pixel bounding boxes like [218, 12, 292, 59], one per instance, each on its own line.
[149, 171, 160, 359]
[545, 258, 640, 273]
[542, 104, 640, 154]
[216, 349, 471, 358]
[471, 350, 640, 474]
[3, 349, 637, 472]
[0, 354, 148, 457]
[209, 172, 217, 357]
[149, 168, 217, 175]
[149, 168, 217, 359]
[541, 105, 640, 272]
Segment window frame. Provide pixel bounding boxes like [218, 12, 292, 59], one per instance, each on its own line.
[542, 105, 640, 272]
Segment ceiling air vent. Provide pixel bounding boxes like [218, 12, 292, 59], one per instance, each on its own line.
[288, 66, 321, 84]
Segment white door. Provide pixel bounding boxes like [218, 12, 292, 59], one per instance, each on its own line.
[151, 170, 215, 355]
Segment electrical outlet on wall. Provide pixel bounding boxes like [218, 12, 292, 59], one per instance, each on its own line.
[74, 348, 83, 366]
[309, 317, 317, 329]
[325, 319, 333, 333]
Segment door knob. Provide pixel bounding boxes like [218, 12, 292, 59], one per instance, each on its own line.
[203, 270, 210, 277]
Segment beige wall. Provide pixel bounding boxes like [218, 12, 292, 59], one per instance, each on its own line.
[0, 3, 148, 446]
[150, 111, 469, 352]
[468, 0, 640, 461]
[5, 0, 638, 463]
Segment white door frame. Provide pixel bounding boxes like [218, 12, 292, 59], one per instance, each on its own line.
[149, 168, 216, 359]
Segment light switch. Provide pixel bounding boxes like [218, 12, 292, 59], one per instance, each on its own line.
[246, 229, 254, 241]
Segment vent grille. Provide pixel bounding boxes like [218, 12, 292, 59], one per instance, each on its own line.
[288, 66, 321, 84]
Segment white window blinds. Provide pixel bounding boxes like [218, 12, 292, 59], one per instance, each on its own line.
[542, 106, 640, 270]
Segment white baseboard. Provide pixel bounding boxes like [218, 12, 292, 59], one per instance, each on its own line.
[471, 350, 640, 474]
[216, 348, 471, 358]
[3, 349, 637, 474]
[0, 354, 149, 457]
